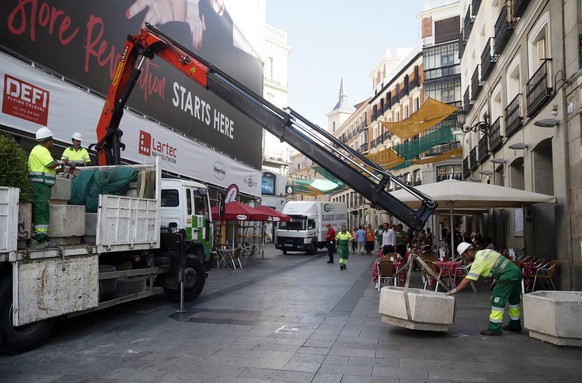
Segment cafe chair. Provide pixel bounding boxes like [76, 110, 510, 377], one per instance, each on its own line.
[377, 258, 396, 291]
[242, 244, 258, 266]
[421, 261, 438, 290]
[230, 248, 243, 269]
[530, 260, 558, 291]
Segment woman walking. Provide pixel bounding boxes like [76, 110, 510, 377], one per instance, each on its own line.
[336, 225, 353, 270]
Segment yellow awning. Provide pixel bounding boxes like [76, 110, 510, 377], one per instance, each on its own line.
[380, 97, 458, 140]
[411, 147, 463, 165]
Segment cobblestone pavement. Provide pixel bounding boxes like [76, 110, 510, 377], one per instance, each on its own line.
[1, 244, 581, 382]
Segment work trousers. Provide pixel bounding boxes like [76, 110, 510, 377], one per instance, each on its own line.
[32, 182, 52, 242]
[488, 264, 523, 332]
[338, 240, 350, 267]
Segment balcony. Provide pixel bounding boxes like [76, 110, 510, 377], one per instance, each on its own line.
[481, 38, 497, 81]
[478, 134, 489, 163]
[357, 122, 367, 133]
[463, 6, 474, 39]
[493, 4, 515, 55]
[464, 86, 473, 112]
[423, 141, 461, 156]
[469, 147, 478, 171]
[471, 65, 483, 100]
[399, 84, 410, 99]
[472, 0, 482, 15]
[463, 156, 471, 179]
[526, 59, 552, 117]
[513, 0, 530, 17]
[409, 76, 420, 90]
[505, 93, 523, 138]
[359, 143, 369, 152]
[489, 116, 503, 152]
[458, 30, 467, 59]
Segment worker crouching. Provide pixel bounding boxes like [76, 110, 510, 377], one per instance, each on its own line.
[448, 242, 523, 336]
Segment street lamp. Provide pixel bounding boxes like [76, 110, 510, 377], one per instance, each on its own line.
[456, 109, 490, 133]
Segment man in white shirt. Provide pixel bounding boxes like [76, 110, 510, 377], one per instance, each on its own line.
[381, 223, 396, 255]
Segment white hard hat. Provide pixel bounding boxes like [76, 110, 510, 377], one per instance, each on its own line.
[71, 132, 82, 141]
[457, 242, 473, 256]
[35, 127, 53, 141]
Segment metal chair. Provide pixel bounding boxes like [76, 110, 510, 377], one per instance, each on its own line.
[230, 248, 243, 269]
[377, 258, 396, 291]
[530, 260, 558, 291]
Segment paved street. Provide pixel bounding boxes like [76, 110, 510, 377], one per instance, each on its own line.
[1, 244, 582, 383]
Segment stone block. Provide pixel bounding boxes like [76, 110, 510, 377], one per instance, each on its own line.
[48, 205, 85, 237]
[523, 291, 582, 347]
[379, 286, 455, 332]
[50, 177, 71, 201]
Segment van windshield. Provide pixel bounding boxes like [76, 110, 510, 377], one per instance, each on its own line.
[279, 217, 306, 230]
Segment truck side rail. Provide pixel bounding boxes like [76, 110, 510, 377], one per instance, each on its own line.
[96, 23, 436, 231]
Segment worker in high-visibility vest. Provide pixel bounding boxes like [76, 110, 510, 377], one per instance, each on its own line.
[28, 127, 67, 249]
[335, 224, 353, 270]
[448, 242, 523, 335]
[61, 132, 91, 166]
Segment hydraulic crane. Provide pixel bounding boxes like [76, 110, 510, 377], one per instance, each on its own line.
[95, 23, 437, 231]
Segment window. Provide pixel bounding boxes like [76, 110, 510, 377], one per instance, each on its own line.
[186, 189, 192, 215]
[436, 165, 462, 181]
[194, 192, 208, 215]
[161, 189, 179, 207]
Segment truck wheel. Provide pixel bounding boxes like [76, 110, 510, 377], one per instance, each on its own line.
[163, 255, 206, 302]
[309, 242, 317, 255]
[0, 276, 56, 354]
[282, 249, 287, 255]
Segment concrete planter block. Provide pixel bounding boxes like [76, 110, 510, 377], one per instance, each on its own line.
[48, 205, 85, 237]
[50, 177, 72, 201]
[523, 291, 582, 347]
[379, 286, 455, 332]
[18, 203, 32, 240]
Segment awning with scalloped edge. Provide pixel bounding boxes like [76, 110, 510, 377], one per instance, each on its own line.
[380, 97, 458, 139]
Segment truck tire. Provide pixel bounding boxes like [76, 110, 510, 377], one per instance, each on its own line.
[282, 249, 287, 255]
[163, 255, 205, 302]
[0, 276, 56, 354]
[309, 242, 317, 255]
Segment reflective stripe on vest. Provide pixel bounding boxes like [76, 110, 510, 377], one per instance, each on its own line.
[28, 171, 56, 185]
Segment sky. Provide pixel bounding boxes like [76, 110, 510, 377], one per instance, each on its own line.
[266, 0, 426, 128]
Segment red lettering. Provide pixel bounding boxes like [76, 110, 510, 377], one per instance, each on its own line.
[6, 0, 78, 44]
[85, 15, 116, 74]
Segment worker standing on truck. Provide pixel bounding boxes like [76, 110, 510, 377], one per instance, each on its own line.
[61, 132, 91, 166]
[448, 242, 523, 336]
[336, 225, 353, 270]
[28, 127, 67, 249]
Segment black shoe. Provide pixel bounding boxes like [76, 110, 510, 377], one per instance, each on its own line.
[327, 260, 334, 264]
[340, 265, 346, 270]
[503, 325, 522, 333]
[480, 329, 502, 336]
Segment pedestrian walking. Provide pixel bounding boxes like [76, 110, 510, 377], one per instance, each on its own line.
[324, 223, 336, 264]
[448, 242, 523, 335]
[336, 225, 352, 270]
[365, 224, 375, 256]
[355, 225, 366, 255]
[28, 127, 67, 249]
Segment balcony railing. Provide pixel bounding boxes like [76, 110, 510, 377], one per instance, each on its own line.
[463, 156, 471, 179]
[410, 76, 420, 90]
[478, 134, 489, 163]
[463, 6, 474, 39]
[505, 93, 523, 138]
[458, 30, 467, 59]
[472, 0, 482, 16]
[399, 84, 410, 99]
[494, 4, 515, 55]
[526, 59, 552, 117]
[423, 141, 461, 156]
[469, 147, 478, 171]
[489, 116, 502, 152]
[471, 65, 483, 100]
[481, 38, 497, 81]
[359, 143, 369, 152]
[464, 86, 473, 111]
[357, 122, 367, 133]
[513, 0, 530, 17]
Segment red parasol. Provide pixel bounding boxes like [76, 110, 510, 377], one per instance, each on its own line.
[255, 205, 291, 222]
[211, 201, 270, 221]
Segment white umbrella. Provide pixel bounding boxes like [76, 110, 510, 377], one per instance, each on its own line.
[390, 180, 557, 258]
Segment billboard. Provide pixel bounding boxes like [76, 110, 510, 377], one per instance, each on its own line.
[0, 0, 265, 169]
[0, 53, 262, 197]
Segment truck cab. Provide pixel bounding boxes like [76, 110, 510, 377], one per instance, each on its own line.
[160, 179, 213, 265]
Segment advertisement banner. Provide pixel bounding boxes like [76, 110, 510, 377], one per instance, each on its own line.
[0, 52, 261, 197]
[0, 0, 265, 169]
